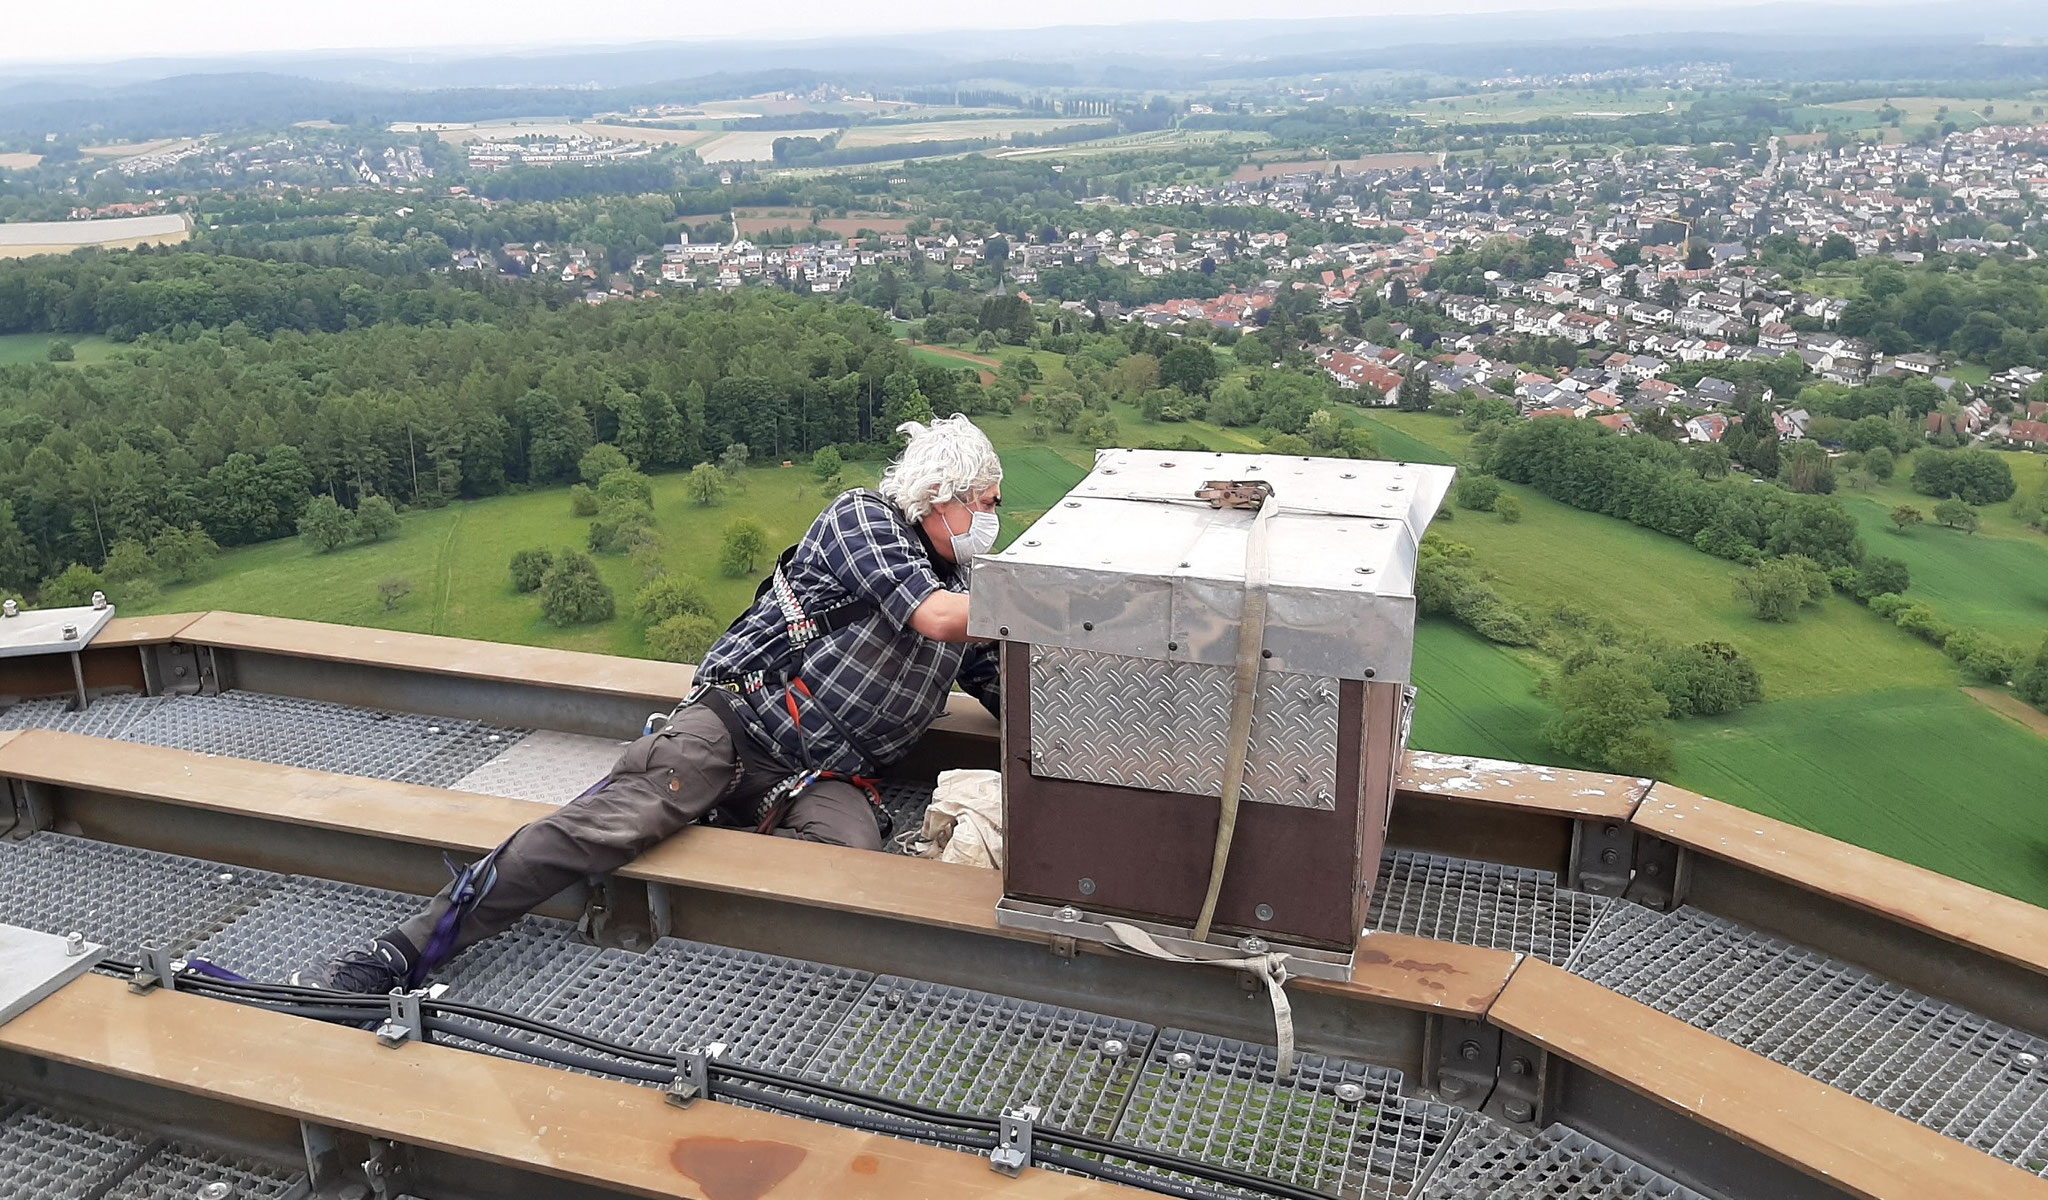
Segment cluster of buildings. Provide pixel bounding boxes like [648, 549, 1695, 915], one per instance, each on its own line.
[465, 135, 651, 171]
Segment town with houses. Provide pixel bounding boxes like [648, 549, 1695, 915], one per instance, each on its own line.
[515, 122, 2048, 452]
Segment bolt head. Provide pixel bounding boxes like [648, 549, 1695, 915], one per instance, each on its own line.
[198, 1183, 233, 1200]
[2017, 1052, 2040, 1070]
[1169, 1051, 1195, 1071]
[1240, 936, 1267, 955]
[1334, 1082, 1366, 1104]
[1055, 905, 1080, 923]
[1503, 1099, 1534, 1122]
[64, 931, 85, 956]
[1440, 1077, 1468, 1097]
[1585, 879, 1607, 893]
[1101, 1039, 1127, 1058]
[1459, 1040, 1482, 1061]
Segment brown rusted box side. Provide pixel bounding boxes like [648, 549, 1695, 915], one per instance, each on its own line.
[1000, 641, 1400, 950]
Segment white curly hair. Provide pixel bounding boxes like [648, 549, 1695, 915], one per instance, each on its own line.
[877, 413, 1003, 521]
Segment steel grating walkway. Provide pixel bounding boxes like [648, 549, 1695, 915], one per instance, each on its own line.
[0, 1096, 306, 1200]
[1570, 903, 2048, 1178]
[2, 689, 945, 849]
[1368, 850, 1608, 965]
[1419, 1119, 1710, 1199]
[0, 829, 1712, 1200]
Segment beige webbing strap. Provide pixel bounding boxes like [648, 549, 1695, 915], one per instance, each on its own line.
[1192, 480, 1277, 943]
[1103, 921, 1296, 1080]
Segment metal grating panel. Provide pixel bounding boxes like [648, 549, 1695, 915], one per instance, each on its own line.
[1368, 850, 1609, 965]
[1110, 1028, 1458, 1199]
[803, 977, 1153, 1138]
[439, 914, 605, 1015]
[1420, 1120, 1710, 1199]
[451, 729, 626, 805]
[185, 876, 423, 982]
[0, 693, 169, 739]
[1029, 646, 1342, 809]
[0, 832, 278, 962]
[0, 1104, 154, 1200]
[1574, 904, 2048, 1176]
[536, 937, 873, 1072]
[873, 778, 937, 855]
[101, 1142, 307, 1200]
[121, 691, 525, 788]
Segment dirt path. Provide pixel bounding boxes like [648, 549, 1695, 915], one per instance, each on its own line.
[901, 340, 1000, 385]
[1964, 686, 2048, 739]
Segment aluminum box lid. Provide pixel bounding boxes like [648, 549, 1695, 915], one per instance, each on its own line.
[969, 449, 1454, 682]
[0, 602, 115, 659]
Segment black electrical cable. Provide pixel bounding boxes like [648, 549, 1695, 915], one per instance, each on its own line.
[127, 962, 1339, 1200]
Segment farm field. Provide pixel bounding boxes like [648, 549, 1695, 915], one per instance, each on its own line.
[1669, 688, 2048, 906]
[733, 208, 911, 237]
[1408, 621, 1556, 765]
[0, 333, 119, 366]
[0, 213, 190, 259]
[1840, 492, 2048, 643]
[1402, 88, 1680, 125]
[0, 153, 41, 170]
[696, 129, 840, 163]
[998, 129, 1270, 161]
[836, 118, 1091, 149]
[1230, 152, 1439, 181]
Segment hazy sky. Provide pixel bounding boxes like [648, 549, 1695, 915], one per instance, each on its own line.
[5, 0, 1839, 66]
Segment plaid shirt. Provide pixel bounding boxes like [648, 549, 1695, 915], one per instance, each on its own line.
[697, 489, 1000, 775]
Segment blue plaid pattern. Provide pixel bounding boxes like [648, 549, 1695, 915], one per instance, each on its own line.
[698, 489, 999, 775]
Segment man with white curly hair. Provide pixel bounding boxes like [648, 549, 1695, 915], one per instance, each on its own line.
[297, 415, 1005, 994]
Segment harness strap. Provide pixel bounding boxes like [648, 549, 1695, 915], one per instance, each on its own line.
[1102, 920, 1296, 1081]
[1193, 480, 1277, 942]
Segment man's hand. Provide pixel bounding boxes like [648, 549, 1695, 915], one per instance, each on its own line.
[909, 590, 974, 642]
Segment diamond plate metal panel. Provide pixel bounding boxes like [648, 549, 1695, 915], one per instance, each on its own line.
[1420, 1120, 1710, 1200]
[803, 977, 1153, 1138]
[1574, 903, 2048, 1176]
[0, 832, 278, 962]
[0, 1103, 154, 1200]
[1368, 850, 1609, 966]
[1108, 1028, 1458, 1199]
[1029, 646, 1340, 809]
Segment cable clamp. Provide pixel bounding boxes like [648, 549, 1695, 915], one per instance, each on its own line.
[989, 1104, 1040, 1176]
[375, 988, 427, 1048]
[128, 943, 180, 994]
[668, 1042, 726, 1107]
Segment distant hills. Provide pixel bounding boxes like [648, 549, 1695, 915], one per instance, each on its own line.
[1, 2, 2046, 144]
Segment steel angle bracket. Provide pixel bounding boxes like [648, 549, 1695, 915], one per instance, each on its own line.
[1424, 1014, 1501, 1108]
[375, 989, 427, 1048]
[667, 1041, 727, 1108]
[1569, 818, 1689, 911]
[995, 896, 1355, 982]
[127, 943, 180, 995]
[1487, 1034, 1559, 1128]
[989, 1105, 1040, 1176]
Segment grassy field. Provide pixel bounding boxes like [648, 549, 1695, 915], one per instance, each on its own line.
[0, 333, 120, 366]
[129, 462, 878, 659]
[1408, 621, 1557, 765]
[1671, 688, 2048, 904]
[1841, 492, 2048, 644]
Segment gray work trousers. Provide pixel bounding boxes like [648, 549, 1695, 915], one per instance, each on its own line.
[389, 704, 882, 963]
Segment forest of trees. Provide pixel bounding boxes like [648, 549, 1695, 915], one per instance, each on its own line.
[0, 254, 968, 595]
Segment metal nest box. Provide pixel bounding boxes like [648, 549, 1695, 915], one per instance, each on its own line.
[971, 449, 1455, 978]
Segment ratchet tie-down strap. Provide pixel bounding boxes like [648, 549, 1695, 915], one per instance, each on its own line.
[1191, 479, 1277, 943]
[1103, 921, 1296, 1080]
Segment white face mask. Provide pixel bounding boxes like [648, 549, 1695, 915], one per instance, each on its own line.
[947, 507, 1001, 562]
